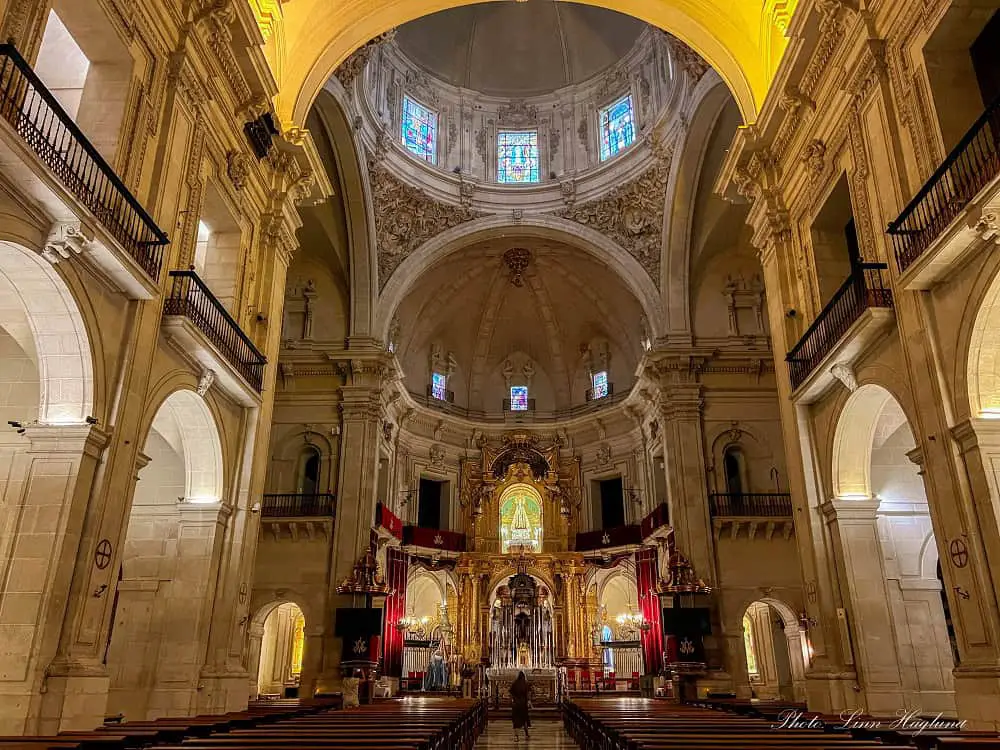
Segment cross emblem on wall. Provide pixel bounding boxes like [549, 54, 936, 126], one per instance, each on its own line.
[602, 532, 610, 545]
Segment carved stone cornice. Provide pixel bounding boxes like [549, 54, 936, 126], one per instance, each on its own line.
[371, 165, 483, 288]
[556, 159, 669, 281]
[334, 29, 396, 92]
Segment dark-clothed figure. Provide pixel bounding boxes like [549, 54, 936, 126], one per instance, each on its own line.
[509, 671, 531, 740]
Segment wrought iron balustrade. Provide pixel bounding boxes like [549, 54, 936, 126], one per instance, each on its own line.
[164, 270, 266, 391]
[0, 44, 168, 279]
[888, 93, 1000, 272]
[261, 493, 336, 518]
[786, 263, 893, 389]
[708, 492, 792, 517]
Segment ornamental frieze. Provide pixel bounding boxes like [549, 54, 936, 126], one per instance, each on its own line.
[372, 165, 483, 288]
[555, 160, 669, 282]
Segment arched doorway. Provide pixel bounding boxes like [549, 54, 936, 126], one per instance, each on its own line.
[831, 384, 955, 715]
[740, 599, 806, 701]
[255, 603, 306, 698]
[105, 389, 225, 720]
[597, 570, 643, 687]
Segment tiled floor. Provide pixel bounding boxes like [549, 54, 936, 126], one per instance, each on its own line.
[474, 719, 578, 748]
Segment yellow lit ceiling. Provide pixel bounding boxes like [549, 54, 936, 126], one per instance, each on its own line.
[253, 0, 798, 127]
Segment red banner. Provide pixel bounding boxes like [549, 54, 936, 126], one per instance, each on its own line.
[375, 502, 403, 540]
[640, 503, 670, 539]
[635, 545, 664, 675]
[381, 547, 408, 677]
[402, 526, 467, 552]
[575, 524, 642, 551]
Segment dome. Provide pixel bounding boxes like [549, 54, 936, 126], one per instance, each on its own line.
[393, 2, 647, 97]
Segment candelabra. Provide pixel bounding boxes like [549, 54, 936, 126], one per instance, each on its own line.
[396, 615, 430, 638]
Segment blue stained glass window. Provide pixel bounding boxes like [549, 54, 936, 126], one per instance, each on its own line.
[431, 372, 447, 401]
[599, 95, 635, 161]
[497, 131, 540, 184]
[401, 95, 437, 163]
[510, 385, 529, 411]
[593, 371, 609, 399]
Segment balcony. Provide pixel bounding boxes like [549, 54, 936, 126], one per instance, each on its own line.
[709, 492, 794, 541]
[260, 493, 335, 542]
[576, 524, 643, 552]
[261, 493, 336, 517]
[0, 44, 167, 298]
[786, 263, 894, 402]
[401, 526, 467, 553]
[889, 94, 1000, 289]
[162, 270, 266, 403]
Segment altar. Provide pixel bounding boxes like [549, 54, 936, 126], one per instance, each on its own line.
[486, 667, 557, 704]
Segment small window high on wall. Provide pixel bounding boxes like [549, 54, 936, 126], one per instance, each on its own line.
[431, 372, 447, 401]
[592, 371, 610, 400]
[510, 385, 529, 411]
[401, 95, 437, 163]
[599, 94, 635, 161]
[497, 131, 540, 184]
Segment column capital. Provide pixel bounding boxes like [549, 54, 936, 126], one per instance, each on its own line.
[24, 423, 110, 458]
[820, 497, 879, 522]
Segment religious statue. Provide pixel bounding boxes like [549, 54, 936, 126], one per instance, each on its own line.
[517, 640, 530, 667]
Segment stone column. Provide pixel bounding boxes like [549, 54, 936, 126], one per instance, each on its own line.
[755, 232, 861, 713]
[316, 359, 387, 691]
[821, 499, 904, 715]
[0, 424, 109, 736]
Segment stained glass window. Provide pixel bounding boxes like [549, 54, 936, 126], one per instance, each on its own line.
[497, 130, 540, 184]
[431, 372, 447, 401]
[599, 95, 635, 161]
[401, 95, 437, 163]
[510, 385, 529, 411]
[593, 371, 609, 399]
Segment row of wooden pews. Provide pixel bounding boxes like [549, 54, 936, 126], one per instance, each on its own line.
[0, 697, 486, 750]
[563, 698, 1000, 750]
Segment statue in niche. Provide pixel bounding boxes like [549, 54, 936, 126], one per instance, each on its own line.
[522, 359, 535, 385]
[387, 316, 401, 353]
[302, 279, 317, 340]
[430, 343, 445, 373]
[501, 358, 514, 386]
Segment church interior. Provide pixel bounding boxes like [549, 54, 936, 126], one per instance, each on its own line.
[1, 0, 1000, 747]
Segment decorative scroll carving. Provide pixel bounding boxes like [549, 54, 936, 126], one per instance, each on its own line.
[504, 248, 531, 287]
[226, 150, 250, 190]
[801, 139, 826, 178]
[371, 166, 483, 288]
[666, 34, 710, 82]
[556, 161, 669, 281]
[498, 101, 538, 128]
[831, 362, 858, 392]
[334, 30, 396, 91]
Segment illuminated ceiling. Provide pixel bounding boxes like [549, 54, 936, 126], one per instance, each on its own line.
[251, 0, 799, 127]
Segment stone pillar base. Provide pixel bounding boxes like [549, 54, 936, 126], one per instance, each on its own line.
[803, 669, 862, 714]
[196, 667, 250, 716]
[954, 665, 1000, 729]
[35, 671, 110, 735]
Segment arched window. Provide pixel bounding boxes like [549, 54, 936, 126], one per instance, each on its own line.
[743, 614, 758, 675]
[401, 95, 437, 163]
[299, 447, 321, 495]
[724, 446, 746, 496]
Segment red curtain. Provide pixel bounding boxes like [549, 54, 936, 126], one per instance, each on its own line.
[635, 545, 664, 675]
[382, 548, 408, 677]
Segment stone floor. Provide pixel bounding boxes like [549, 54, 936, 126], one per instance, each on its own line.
[474, 719, 578, 748]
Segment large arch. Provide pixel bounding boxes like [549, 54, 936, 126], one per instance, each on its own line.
[375, 215, 666, 341]
[829, 383, 956, 716]
[105, 388, 227, 720]
[0, 240, 94, 424]
[260, 0, 797, 128]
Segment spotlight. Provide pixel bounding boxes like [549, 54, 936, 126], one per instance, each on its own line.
[7, 420, 21, 428]
[85, 416, 98, 425]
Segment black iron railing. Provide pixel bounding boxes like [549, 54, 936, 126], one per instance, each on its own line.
[261, 493, 336, 518]
[164, 271, 266, 391]
[888, 93, 1000, 273]
[786, 263, 893, 389]
[0, 44, 168, 279]
[709, 493, 792, 517]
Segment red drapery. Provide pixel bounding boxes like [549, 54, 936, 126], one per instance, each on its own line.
[382, 547, 408, 677]
[635, 545, 664, 675]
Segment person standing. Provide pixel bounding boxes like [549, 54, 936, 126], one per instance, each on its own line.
[509, 671, 531, 741]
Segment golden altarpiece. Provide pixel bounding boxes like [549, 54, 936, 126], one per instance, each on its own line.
[448, 433, 604, 700]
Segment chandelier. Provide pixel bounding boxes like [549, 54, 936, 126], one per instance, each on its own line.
[616, 611, 651, 636]
[396, 614, 430, 637]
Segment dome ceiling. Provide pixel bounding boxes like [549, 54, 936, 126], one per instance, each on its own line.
[395, 237, 644, 412]
[393, 2, 647, 97]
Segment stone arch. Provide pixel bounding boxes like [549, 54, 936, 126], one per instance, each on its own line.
[0, 240, 94, 424]
[966, 260, 1000, 417]
[660, 76, 733, 335]
[248, 598, 311, 699]
[273, 0, 775, 130]
[736, 596, 807, 702]
[271, 427, 338, 494]
[313, 87, 377, 338]
[375, 215, 665, 342]
[832, 383, 903, 499]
